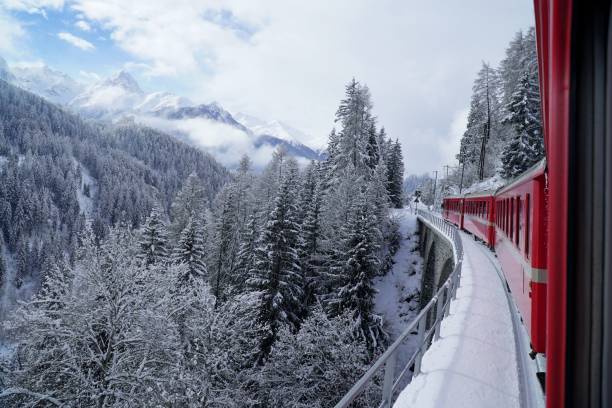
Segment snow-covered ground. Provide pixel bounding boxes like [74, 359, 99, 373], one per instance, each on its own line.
[393, 231, 520, 408]
[374, 208, 424, 367]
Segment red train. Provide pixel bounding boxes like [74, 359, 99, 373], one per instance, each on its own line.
[443, 159, 547, 354]
[441, 1, 612, 405]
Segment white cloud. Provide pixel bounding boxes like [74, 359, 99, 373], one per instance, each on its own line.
[75, 20, 91, 31]
[136, 114, 271, 168]
[58, 31, 95, 51]
[0, 8, 26, 56]
[30, 0, 533, 174]
[3, 0, 64, 15]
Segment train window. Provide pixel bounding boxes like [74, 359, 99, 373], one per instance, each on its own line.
[510, 198, 514, 240]
[516, 198, 521, 246]
[525, 194, 530, 258]
[505, 199, 508, 235]
[504, 199, 507, 233]
[496, 202, 499, 226]
[506, 199, 509, 234]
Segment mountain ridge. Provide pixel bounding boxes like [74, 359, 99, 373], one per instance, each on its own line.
[0, 58, 324, 166]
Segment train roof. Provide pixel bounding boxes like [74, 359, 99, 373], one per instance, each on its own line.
[495, 158, 546, 195]
[441, 158, 547, 201]
[463, 189, 498, 199]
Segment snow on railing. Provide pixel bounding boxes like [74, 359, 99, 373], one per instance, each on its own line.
[335, 209, 463, 408]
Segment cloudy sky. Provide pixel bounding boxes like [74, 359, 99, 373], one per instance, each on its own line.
[0, 0, 534, 175]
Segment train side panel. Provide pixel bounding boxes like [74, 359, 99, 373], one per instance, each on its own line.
[494, 168, 547, 353]
[462, 196, 495, 247]
[443, 197, 463, 228]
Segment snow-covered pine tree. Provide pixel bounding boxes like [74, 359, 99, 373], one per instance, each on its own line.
[230, 214, 258, 293]
[500, 70, 544, 178]
[367, 162, 394, 272]
[247, 175, 304, 360]
[500, 30, 527, 111]
[376, 126, 389, 164]
[260, 308, 379, 407]
[326, 192, 385, 352]
[457, 62, 503, 185]
[138, 203, 169, 266]
[38, 259, 73, 310]
[386, 140, 404, 208]
[333, 78, 376, 177]
[233, 155, 256, 232]
[173, 215, 207, 284]
[300, 176, 324, 307]
[207, 183, 238, 303]
[2, 228, 183, 407]
[297, 161, 318, 222]
[170, 172, 206, 239]
[366, 121, 380, 170]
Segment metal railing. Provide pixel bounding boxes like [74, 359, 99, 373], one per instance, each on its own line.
[335, 209, 464, 408]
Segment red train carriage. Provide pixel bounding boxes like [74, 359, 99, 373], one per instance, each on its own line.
[535, 2, 611, 406]
[461, 191, 496, 247]
[494, 159, 547, 353]
[442, 196, 463, 228]
[439, 1, 609, 405]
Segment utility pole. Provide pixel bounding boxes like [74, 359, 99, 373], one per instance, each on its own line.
[432, 170, 438, 208]
[443, 165, 451, 179]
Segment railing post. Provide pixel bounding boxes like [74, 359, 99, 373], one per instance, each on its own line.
[453, 262, 461, 300]
[444, 282, 452, 318]
[381, 351, 397, 408]
[434, 288, 446, 340]
[413, 312, 427, 374]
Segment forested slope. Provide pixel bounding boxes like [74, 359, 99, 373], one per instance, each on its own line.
[0, 79, 229, 313]
[1, 78, 405, 407]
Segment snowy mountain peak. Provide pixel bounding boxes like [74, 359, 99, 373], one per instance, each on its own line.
[136, 91, 193, 114]
[103, 70, 142, 93]
[234, 112, 310, 143]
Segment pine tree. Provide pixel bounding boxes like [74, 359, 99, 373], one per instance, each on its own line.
[300, 178, 324, 306]
[501, 70, 544, 178]
[208, 184, 238, 303]
[457, 62, 503, 185]
[170, 172, 206, 239]
[260, 308, 378, 407]
[333, 78, 376, 177]
[230, 214, 258, 293]
[139, 204, 169, 266]
[366, 121, 380, 170]
[173, 216, 207, 284]
[386, 140, 404, 208]
[247, 177, 304, 360]
[326, 194, 385, 352]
